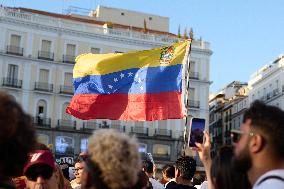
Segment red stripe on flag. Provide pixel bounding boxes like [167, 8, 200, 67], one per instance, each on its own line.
[66, 92, 184, 121]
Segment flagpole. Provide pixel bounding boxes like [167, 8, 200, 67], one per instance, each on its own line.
[182, 39, 192, 155]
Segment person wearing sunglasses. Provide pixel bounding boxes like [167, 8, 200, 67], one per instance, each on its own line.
[23, 150, 58, 189]
[233, 100, 284, 189]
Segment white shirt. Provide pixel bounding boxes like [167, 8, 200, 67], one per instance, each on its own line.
[149, 178, 165, 189]
[253, 169, 284, 189]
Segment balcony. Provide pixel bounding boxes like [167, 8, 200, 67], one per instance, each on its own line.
[38, 51, 54, 61]
[57, 119, 76, 130]
[2, 77, 22, 88]
[6, 45, 23, 56]
[33, 116, 51, 128]
[188, 100, 200, 109]
[189, 72, 199, 80]
[62, 55, 75, 64]
[130, 127, 148, 136]
[154, 129, 172, 137]
[273, 88, 279, 96]
[82, 121, 100, 132]
[59, 85, 73, 95]
[34, 82, 53, 92]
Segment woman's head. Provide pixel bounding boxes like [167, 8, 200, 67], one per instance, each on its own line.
[162, 164, 175, 182]
[210, 146, 250, 189]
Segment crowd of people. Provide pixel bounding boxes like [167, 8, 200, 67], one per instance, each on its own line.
[1, 91, 284, 189]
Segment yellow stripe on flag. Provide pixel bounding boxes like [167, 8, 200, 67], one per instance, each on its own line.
[73, 40, 189, 78]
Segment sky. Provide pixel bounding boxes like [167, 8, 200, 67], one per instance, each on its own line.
[2, 0, 284, 93]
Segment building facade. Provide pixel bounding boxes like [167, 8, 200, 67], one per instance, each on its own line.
[0, 5, 212, 166]
[209, 81, 248, 156]
[248, 54, 284, 109]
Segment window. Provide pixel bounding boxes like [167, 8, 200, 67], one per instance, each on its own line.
[189, 88, 195, 101]
[66, 44, 76, 56]
[80, 138, 88, 153]
[62, 103, 71, 120]
[7, 64, 18, 79]
[37, 134, 49, 146]
[139, 143, 147, 153]
[10, 34, 21, 47]
[149, 17, 152, 20]
[37, 99, 47, 116]
[39, 69, 49, 83]
[121, 12, 125, 16]
[64, 73, 72, 86]
[153, 144, 170, 155]
[189, 61, 195, 72]
[115, 51, 124, 53]
[41, 40, 51, 52]
[55, 136, 74, 154]
[91, 47, 100, 54]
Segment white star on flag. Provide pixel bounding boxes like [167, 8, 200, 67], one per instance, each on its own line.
[108, 85, 113, 89]
[135, 74, 139, 79]
[114, 78, 118, 82]
[138, 78, 142, 83]
[120, 73, 124, 78]
[128, 72, 133, 77]
[140, 86, 144, 90]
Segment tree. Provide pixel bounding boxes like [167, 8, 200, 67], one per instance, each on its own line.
[143, 19, 148, 33]
[189, 27, 194, 40]
[183, 26, 188, 39]
[178, 24, 181, 38]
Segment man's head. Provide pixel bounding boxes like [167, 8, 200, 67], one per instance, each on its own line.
[175, 156, 196, 181]
[24, 150, 57, 189]
[82, 129, 141, 189]
[74, 159, 84, 184]
[0, 92, 36, 177]
[233, 100, 284, 173]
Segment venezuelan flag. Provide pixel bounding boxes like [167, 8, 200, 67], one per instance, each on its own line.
[66, 40, 190, 121]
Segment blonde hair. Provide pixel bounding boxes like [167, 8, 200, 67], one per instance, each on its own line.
[88, 129, 141, 189]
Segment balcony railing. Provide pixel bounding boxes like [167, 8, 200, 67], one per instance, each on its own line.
[2, 77, 22, 88]
[130, 127, 148, 135]
[273, 88, 279, 96]
[82, 121, 100, 131]
[188, 100, 200, 108]
[59, 85, 73, 95]
[189, 72, 199, 80]
[38, 51, 54, 61]
[154, 129, 172, 137]
[33, 116, 51, 128]
[34, 82, 53, 92]
[62, 55, 75, 64]
[57, 119, 76, 130]
[109, 124, 125, 132]
[6, 45, 23, 56]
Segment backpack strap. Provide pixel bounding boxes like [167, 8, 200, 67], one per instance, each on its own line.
[257, 175, 284, 186]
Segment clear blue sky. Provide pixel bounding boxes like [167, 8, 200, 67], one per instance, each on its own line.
[2, 0, 284, 93]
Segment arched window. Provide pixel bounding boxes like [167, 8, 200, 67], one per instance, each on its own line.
[37, 99, 47, 116]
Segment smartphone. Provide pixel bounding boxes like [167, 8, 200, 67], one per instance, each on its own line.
[187, 118, 206, 147]
[147, 153, 154, 165]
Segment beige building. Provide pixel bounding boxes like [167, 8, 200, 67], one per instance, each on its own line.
[0, 5, 212, 165]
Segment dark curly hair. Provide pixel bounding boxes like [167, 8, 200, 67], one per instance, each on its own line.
[0, 92, 36, 177]
[243, 100, 284, 158]
[175, 156, 196, 180]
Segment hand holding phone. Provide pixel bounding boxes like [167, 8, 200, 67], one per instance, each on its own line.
[187, 118, 206, 147]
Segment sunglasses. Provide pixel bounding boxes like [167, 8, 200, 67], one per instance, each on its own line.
[25, 165, 53, 181]
[231, 129, 254, 143]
